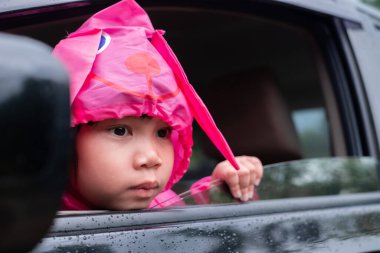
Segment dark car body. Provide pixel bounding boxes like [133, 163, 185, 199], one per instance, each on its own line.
[1, 0, 380, 252]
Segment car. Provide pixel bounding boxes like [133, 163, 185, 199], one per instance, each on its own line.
[1, 0, 380, 252]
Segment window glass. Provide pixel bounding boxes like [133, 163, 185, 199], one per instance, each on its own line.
[164, 157, 379, 207]
[259, 157, 379, 200]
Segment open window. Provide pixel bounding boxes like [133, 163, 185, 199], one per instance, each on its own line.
[144, 5, 350, 193]
[3, 1, 377, 209]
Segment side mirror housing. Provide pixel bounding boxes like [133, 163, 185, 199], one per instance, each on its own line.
[0, 33, 70, 252]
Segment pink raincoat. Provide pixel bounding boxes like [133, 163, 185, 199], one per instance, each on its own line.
[53, 0, 238, 210]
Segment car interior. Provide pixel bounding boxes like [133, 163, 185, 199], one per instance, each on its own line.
[5, 3, 347, 195]
[148, 7, 347, 189]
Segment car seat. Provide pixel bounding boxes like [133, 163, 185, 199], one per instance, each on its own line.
[199, 67, 303, 165]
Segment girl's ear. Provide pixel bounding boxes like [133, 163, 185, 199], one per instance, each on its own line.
[53, 30, 102, 105]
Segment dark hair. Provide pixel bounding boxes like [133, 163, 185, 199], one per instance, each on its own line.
[140, 114, 151, 119]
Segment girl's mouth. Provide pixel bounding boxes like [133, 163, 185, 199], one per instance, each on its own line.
[129, 182, 159, 198]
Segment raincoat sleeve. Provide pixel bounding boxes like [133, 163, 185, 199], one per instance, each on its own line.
[149, 189, 185, 208]
[148, 178, 212, 208]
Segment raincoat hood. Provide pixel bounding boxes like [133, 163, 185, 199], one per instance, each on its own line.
[53, 0, 238, 194]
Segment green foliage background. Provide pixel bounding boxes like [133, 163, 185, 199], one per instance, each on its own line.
[362, 0, 380, 8]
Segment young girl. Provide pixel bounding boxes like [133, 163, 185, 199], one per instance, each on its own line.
[53, 0, 263, 210]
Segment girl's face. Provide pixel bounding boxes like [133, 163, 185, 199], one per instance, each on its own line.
[75, 116, 174, 210]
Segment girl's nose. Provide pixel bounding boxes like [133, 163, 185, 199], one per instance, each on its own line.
[133, 145, 162, 170]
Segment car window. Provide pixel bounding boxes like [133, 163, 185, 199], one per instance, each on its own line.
[4, 1, 376, 213]
[56, 156, 379, 210]
[164, 157, 379, 207]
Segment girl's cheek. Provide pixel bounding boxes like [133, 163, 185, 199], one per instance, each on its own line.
[163, 144, 175, 185]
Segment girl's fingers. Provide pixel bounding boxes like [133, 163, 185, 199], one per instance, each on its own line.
[212, 156, 264, 202]
[248, 184, 254, 199]
[246, 156, 263, 186]
[237, 156, 263, 200]
[237, 161, 251, 201]
[226, 169, 242, 199]
[212, 162, 241, 199]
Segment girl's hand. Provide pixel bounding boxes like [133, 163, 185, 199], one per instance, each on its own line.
[212, 156, 263, 202]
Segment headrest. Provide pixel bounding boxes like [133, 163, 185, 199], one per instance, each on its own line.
[199, 68, 302, 164]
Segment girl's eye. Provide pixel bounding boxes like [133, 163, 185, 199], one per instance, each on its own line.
[157, 128, 171, 138]
[111, 127, 130, 136]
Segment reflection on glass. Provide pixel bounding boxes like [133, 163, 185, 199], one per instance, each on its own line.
[152, 178, 237, 208]
[259, 157, 379, 199]
[160, 157, 379, 207]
